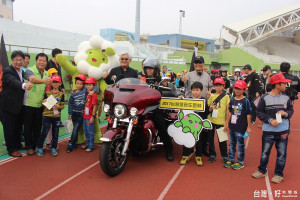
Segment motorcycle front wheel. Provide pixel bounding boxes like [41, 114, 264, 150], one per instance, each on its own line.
[99, 139, 129, 177]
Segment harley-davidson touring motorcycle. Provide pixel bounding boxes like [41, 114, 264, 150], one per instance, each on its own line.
[99, 78, 176, 177]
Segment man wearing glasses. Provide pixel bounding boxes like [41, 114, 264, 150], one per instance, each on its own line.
[105, 53, 138, 84]
[182, 56, 212, 99]
[0, 51, 33, 157]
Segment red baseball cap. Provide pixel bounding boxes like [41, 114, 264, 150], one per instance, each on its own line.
[85, 77, 97, 85]
[75, 74, 86, 82]
[214, 77, 225, 85]
[51, 75, 62, 83]
[234, 80, 247, 89]
[269, 74, 291, 85]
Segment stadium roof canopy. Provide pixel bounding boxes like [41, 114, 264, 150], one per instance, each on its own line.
[221, 3, 300, 46]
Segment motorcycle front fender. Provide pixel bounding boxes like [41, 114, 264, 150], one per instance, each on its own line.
[100, 128, 125, 142]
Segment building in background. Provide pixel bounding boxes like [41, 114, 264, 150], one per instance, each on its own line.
[0, 0, 14, 20]
[148, 34, 215, 52]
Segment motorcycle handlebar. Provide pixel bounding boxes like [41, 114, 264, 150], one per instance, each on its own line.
[158, 86, 172, 91]
[148, 83, 171, 91]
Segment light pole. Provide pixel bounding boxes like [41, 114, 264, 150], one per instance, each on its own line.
[179, 10, 185, 35]
[135, 0, 140, 43]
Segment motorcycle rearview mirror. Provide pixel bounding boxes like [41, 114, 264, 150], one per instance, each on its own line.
[111, 75, 117, 85]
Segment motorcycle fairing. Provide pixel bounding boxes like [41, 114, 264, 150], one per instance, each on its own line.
[100, 128, 125, 142]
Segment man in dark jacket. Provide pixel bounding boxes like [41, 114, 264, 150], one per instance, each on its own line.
[0, 51, 33, 157]
[46, 48, 65, 92]
[280, 62, 300, 101]
[105, 53, 138, 84]
[261, 65, 273, 94]
[243, 64, 261, 124]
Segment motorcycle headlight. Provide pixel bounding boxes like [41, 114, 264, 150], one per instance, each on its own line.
[114, 104, 126, 118]
[103, 104, 110, 113]
[130, 107, 138, 116]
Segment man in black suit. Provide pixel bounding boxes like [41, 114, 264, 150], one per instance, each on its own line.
[0, 51, 33, 157]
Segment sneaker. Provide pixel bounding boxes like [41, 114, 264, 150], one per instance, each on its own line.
[85, 147, 94, 152]
[208, 156, 216, 163]
[66, 148, 73, 153]
[252, 170, 266, 178]
[180, 156, 189, 165]
[51, 148, 58, 156]
[36, 148, 44, 157]
[195, 157, 203, 166]
[66, 144, 73, 153]
[271, 175, 283, 184]
[224, 160, 234, 168]
[166, 151, 174, 162]
[232, 163, 244, 170]
[27, 149, 35, 156]
[81, 144, 89, 150]
[45, 143, 51, 150]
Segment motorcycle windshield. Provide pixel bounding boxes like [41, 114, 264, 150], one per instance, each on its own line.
[116, 78, 148, 86]
[105, 78, 161, 114]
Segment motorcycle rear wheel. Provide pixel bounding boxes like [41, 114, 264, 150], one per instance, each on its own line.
[100, 139, 129, 177]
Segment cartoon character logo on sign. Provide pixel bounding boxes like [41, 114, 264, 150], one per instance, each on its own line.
[168, 110, 212, 148]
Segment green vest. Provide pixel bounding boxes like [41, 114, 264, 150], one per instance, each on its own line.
[24, 66, 48, 108]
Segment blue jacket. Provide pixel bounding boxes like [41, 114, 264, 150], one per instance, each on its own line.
[68, 86, 99, 116]
[256, 93, 293, 134]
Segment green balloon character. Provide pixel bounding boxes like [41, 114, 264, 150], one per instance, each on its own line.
[57, 35, 119, 144]
[174, 111, 212, 141]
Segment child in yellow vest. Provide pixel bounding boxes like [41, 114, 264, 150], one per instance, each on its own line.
[207, 78, 230, 163]
[36, 75, 64, 156]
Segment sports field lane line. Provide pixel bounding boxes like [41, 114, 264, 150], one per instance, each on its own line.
[34, 161, 99, 200]
[265, 172, 274, 200]
[157, 154, 193, 200]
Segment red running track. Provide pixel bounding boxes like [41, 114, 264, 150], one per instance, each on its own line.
[1, 102, 300, 200]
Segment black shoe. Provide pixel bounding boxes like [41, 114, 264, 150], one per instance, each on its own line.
[81, 144, 89, 150]
[203, 151, 210, 157]
[208, 156, 216, 163]
[166, 151, 174, 162]
[66, 148, 73, 153]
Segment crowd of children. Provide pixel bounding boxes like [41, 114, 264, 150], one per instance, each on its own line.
[177, 73, 293, 184]
[34, 72, 99, 157]
[6, 62, 293, 185]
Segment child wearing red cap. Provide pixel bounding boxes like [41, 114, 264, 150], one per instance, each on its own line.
[252, 74, 294, 184]
[36, 75, 64, 156]
[207, 78, 230, 163]
[66, 75, 99, 153]
[45, 68, 59, 150]
[224, 80, 252, 170]
[82, 77, 98, 152]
